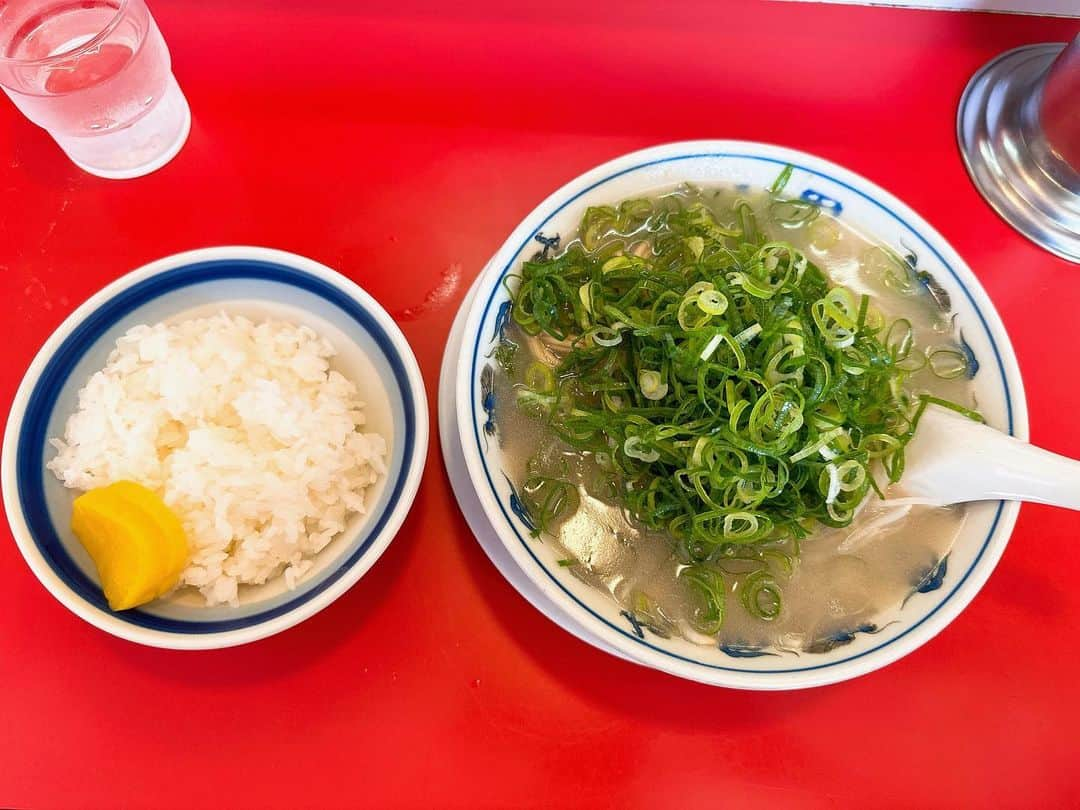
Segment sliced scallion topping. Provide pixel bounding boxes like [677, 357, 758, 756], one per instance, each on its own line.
[679, 565, 726, 634]
[507, 171, 976, 627]
[927, 348, 970, 379]
[740, 569, 782, 620]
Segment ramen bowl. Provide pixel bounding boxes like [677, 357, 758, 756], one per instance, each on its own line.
[453, 140, 1026, 689]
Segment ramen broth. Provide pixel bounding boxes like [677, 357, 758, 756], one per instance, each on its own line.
[495, 184, 976, 652]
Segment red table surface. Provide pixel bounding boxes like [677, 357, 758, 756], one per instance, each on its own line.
[2, 2, 1079, 807]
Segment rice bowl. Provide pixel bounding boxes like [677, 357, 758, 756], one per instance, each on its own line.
[48, 313, 389, 607]
[3, 246, 428, 649]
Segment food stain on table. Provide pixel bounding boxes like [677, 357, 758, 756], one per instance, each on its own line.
[393, 262, 462, 320]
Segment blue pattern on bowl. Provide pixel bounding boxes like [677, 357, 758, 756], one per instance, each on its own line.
[916, 556, 950, 595]
[491, 301, 512, 343]
[719, 643, 777, 659]
[502, 474, 537, 535]
[480, 365, 497, 440]
[800, 188, 843, 214]
[959, 333, 981, 379]
[533, 233, 561, 260]
[805, 624, 880, 655]
[620, 610, 645, 639]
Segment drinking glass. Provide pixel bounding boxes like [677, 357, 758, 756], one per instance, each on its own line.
[0, 0, 190, 179]
[958, 34, 1080, 263]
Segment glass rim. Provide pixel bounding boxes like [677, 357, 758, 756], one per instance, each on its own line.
[0, 0, 132, 67]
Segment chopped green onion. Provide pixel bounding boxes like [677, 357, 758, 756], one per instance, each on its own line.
[862, 246, 918, 296]
[592, 325, 624, 347]
[698, 290, 728, 316]
[733, 323, 762, 345]
[790, 427, 844, 462]
[578, 283, 593, 314]
[508, 171, 975, 630]
[521, 476, 578, 536]
[524, 361, 555, 393]
[699, 333, 724, 362]
[927, 348, 969, 379]
[638, 370, 668, 400]
[724, 512, 764, 541]
[770, 199, 821, 229]
[740, 569, 782, 620]
[916, 394, 984, 424]
[680, 565, 726, 634]
[624, 436, 660, 463]
[685, 236, 705, 260]
[769, 164, 794, 195]
[886, 318, 914, 361]
[811, 287, 858, 348]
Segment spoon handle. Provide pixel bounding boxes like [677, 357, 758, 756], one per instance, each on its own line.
[901, 408, 1080, 509]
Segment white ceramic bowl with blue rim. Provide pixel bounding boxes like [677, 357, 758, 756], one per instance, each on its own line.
[455, 140, 1027, 689]
[2, 246, 428, 650]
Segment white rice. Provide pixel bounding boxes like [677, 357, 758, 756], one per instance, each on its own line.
[47, 313, 388, 607]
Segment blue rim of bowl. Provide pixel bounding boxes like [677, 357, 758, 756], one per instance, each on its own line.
[16, 258, 417, 634]
[469, 150, 1016, 674]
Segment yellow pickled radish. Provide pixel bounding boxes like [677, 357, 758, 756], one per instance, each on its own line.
[105, 481, 188, 578]
[70, 481, 189, 611]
